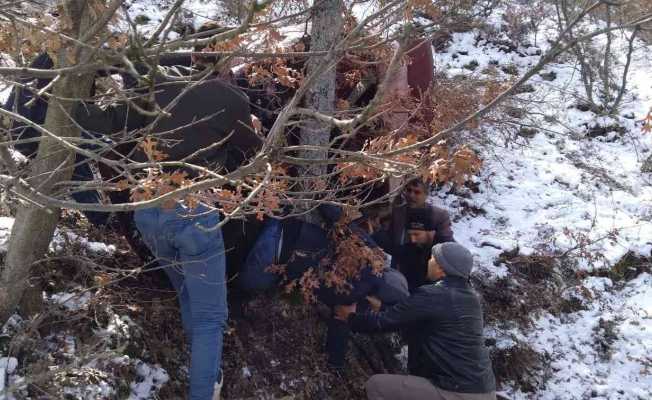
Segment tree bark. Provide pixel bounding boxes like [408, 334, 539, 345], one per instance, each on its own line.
[0, 0, 97, 323]
[298, 0, 344, 224]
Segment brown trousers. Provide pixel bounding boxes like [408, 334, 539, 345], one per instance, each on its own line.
[365, 374, 496, 400]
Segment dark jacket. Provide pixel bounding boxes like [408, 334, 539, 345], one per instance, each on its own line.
[349, 276, 496, 394]
[279, 207, 408, 305]
[75, 73, 261, 172]
[3, 53, 54, 157]
[394, 242, 432, 291]
[6, 52, 261, 173]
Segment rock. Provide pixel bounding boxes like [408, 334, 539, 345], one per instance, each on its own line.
[432, 31, 452, 52]
[463, 60, 479, 71]
[514, 83, 536, 94]
[134, 14, 150, 25]
[501, 64, 519, 75]
[641, 154, 652, 173]
[518, 127, 539, 138]
[585, 123, 626, 139]
[539, 71, 557, 81]
[506, 107, 526, 119]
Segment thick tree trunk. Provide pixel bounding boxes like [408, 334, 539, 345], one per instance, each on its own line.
[299, 0, 344, 224]
[0, 0, 96, 323]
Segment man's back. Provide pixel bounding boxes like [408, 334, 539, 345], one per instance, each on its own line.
[350, 276, 496, 394]
[408, 279, 495, 393]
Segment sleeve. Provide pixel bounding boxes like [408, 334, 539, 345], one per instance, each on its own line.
[433, 207, 455, 243]
[348, 289, 439, 333]
[339, 267, 381, 304]
[74, 102, 147, 137]
[317, 204, 343, 226]
[371, 229, 394, 255]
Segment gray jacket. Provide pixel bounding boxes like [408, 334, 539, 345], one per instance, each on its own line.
[349, 276, 496, 394]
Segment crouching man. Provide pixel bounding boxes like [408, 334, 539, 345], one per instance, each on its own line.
[335, 242, 496, 400]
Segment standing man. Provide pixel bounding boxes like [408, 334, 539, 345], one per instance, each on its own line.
[335, 242, 496, 400]
[389, 177, 454, 251]
[393, 208, 443, 291]
[126, 65, 261, 400]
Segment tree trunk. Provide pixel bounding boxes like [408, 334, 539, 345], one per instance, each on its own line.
[0, 0, 97, 323]
[298, 0, 344, 224]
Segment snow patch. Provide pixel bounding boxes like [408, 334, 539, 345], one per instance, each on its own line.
[127, 361, 169, 400]
[47, 290, 93, 311]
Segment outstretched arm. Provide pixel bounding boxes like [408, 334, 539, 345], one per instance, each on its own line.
[341, 289, 439, 333]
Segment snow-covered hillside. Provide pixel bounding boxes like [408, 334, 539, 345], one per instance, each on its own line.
[429, 6, 652, 399]
[1, 1, 651, 399]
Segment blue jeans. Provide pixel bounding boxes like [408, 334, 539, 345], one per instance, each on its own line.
[239, 218, 282, 292]
[134, 203, 227, 400]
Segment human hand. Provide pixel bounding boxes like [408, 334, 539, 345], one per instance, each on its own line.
[366, 296, 382, 313]
[334, 303, 357, 321]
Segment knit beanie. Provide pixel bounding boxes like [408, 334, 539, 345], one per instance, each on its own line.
[431, 242, 474, 279]
[406, 207, 436, 231]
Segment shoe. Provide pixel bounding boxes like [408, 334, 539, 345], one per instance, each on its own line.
[212, 373, 223, 400]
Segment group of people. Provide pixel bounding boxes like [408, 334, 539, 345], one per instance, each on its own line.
[250, 179, 497, 398]
[143, 177, 497, 400]
[1, 39, 497, 400]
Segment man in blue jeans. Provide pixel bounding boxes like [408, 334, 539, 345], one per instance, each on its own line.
[135, 202, 228, 400]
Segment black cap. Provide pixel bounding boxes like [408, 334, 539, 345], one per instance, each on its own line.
[406, 208, 435, 231]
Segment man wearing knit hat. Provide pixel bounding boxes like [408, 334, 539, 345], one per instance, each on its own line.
[335, 242, 496, 400]
[393, 207, 444, 291]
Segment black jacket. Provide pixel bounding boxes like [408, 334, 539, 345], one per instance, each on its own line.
[6, 52, 261, 172]
[3, 53, 54, 157]
[74, 73, 261, 172]
[349, 276, 496, 394]
[394, 242, 431, 292]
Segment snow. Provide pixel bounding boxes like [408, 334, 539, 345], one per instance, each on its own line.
[1, 1, 651, 398]
[52, 230, 117, 255]
[0, 217, 116, 256]
[429, 4, 652, 398]
[0, 217, 13, 253]
[0, 86, 9, 105]
[62, 383, 115, 400]
[127, 361, 169, 400]
[0, 52, 14, 105]
[433, 13, 652, 269]
[48, 290, 93, 311]
[122, 0, 230, 38]
[508, 274, 652, 400]
[1, 316, 24, 400]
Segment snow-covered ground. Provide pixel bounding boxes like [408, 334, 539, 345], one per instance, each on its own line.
[428, 6, 652, 399]
[1, 1, 651, 399]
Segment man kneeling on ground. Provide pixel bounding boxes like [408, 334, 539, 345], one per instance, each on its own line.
[335, 242, 496, 400]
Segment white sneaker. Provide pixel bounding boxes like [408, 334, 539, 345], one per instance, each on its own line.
[212, 373, 223, 400]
